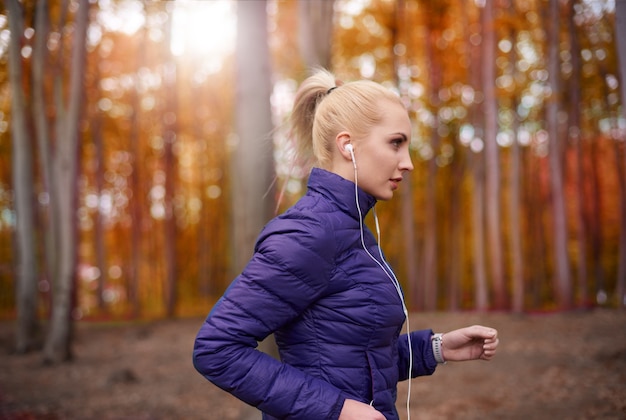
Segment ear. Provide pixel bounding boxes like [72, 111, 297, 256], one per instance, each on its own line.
[335, 132, 353, 162]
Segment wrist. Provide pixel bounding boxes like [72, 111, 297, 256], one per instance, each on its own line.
[431, 333, 446, 364]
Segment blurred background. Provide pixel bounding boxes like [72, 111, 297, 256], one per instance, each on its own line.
[1, 0, 625, 362]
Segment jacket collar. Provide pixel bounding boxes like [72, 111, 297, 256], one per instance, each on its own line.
[307, 167, 377, 221]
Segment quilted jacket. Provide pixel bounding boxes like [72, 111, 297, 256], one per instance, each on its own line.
[193, 168, 438, 419]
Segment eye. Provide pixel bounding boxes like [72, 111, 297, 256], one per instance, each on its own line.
[391, 137, 404, 148]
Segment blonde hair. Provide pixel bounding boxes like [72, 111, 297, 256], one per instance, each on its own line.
[290, 68, 405, 168]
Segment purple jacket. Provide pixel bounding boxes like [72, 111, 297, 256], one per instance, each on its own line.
[193, 168, 438, 419]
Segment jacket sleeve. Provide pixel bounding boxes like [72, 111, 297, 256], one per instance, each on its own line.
[193, 214, 347, 419]
[396, 329, 438, 381]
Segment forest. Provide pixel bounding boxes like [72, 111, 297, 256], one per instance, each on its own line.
[1, 0, 625, 365]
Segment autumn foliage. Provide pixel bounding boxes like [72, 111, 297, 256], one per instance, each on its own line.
[0, 0, 624, 330]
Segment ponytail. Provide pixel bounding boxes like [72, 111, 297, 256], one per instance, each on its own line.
[290, 68, 338, 166]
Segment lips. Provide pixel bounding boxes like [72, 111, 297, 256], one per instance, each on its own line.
[390, 178, 402, 189]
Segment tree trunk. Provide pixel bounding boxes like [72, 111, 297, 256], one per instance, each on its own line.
[612, 130, 626, 308]
[298, 0, 335, 70]
[507, 0, 524, 313]
[422, 3, 441, 311]
[472, 151, 488, 310]
[546, 0, 573, 309]
[568, 0, 589, 308]
[161, 12, 178, 318]
[92, 102, 107, 312]
[90, 43, 107, 313]
[7, 0, 39, 354]
[482, 0, 506, 309]
[508, 127, 524, 312]
[43, 0, 89, 364]
[596, 59, 625, 308]
[527, 156, 548, 308]
[588, 135, 606, 304]
[447, 154, 465, 311]
[508, 116, 524, 313]
[234, 2, 275, 419]
[614, 0, 626, 308]
[163, 100, 178, 317]
[391, 0, 420, 311]
[129, 48, 143, 319]
[233, 1, 275, 273]
[466, 1, 487, 311]
[32, 0, 59, 303]
[401, 178, 419, 309]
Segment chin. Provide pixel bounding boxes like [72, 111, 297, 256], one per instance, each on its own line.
[375, 192, 394, 201]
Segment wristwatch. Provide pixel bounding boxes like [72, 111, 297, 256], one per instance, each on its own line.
[431, 333, 446, 364]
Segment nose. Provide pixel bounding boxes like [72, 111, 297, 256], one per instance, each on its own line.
[400, 149, 414, 172]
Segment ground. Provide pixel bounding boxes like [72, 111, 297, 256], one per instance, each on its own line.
[0, 309, 624, 420]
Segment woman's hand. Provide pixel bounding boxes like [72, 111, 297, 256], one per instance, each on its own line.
[441, 325, 499, 362]
[338, 399, 385, 420]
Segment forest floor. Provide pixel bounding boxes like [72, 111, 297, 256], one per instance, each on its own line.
[0, 309, 624, 420]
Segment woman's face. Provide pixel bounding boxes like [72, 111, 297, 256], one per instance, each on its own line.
[353, 101, 414, 201]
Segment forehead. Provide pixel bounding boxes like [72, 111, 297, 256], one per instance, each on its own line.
[377, 100, 411, 132]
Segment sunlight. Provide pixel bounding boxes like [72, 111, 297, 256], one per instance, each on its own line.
[170, 0, 236, 69]
[97, 0, 146, 35]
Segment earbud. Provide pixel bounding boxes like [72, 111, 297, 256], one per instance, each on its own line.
[345, 143, 356, 168]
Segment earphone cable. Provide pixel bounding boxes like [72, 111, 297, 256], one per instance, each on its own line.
[373, 207, 412, 420]
[353, 165, 412, 420]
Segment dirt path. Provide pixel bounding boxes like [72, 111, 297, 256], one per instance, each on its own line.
[1, 309, 624, 419]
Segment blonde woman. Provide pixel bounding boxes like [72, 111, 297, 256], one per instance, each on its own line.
[193, 69, 499, 420]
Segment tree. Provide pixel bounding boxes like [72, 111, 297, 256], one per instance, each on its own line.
[232, 0, 275, 274]
[233, 1, 275, 418]
[465, 2, 488, 311]
[298, 0, 335, 70]
[162, 11, 178, 319]
[89, 56, 108, 313]
[7, 0, 39, 353]
[482, 0, 506, 309]
[31, 0, 58, 315]
[615, 0, 626, 308]
[126, 24, 145, 319]
[506, 0, 524, 313]
[568, 0, 589, 308]
[42, 0, 90, 363]
[546, 0, 573, 309]
[392, 0, 421, 311]
[421, 0, 443, 311]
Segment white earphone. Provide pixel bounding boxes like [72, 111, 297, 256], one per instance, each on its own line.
[348, 141, 413, 419]
[345, 144, 356, 168]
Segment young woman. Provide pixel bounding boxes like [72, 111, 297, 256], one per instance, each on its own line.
[193, 69, 499, 420]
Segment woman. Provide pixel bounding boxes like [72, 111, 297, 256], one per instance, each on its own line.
[193, 69, 499, 420]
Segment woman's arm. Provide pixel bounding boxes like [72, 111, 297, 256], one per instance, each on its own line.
[396, 325, 499, 381]
[193, 214, 348, 419]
